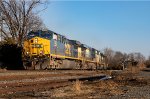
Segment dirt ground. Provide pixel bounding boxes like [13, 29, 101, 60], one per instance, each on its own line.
[1, 68, 150, 99]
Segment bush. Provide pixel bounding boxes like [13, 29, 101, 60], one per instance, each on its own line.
[0, 43, 24, 70]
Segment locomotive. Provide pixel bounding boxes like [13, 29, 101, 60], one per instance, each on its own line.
[23, 30, 106, 70]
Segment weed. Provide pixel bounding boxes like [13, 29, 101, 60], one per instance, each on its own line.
[99, 80, 123, 95]
[73, 79, 82, 94]
[127, 65, 140, 74]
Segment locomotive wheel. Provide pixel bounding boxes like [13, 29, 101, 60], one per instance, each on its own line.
[40, 60, 49, 70]
[23, 62, 32, 70]
[23, 61, 40, 70]
[84, 63, 88, 70]
[75, 61, 82, 70]
[34, 62, 41, 70]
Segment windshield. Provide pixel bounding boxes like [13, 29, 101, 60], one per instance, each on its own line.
[27, 30, 53, 39]
[27, 31, 40, 39]
[41, 31, 53, 39]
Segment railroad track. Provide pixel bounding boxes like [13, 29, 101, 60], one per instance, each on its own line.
[0, 70, 108, 96]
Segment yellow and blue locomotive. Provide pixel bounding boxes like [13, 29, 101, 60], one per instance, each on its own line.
[23, 30, 106, 70]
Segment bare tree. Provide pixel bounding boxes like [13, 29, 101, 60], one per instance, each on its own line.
[103, 48, 114, 66]
[133, 52, 145, 67]
[0, 0, 47, 46]
[145, 56, 150, 68]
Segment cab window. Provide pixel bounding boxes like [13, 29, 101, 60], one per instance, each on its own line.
[41, 31, 52, 39]
[27, 32, 39, 39]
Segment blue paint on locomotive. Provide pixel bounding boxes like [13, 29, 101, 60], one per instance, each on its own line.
[50, 34, 65, 56]
[91, 48, 96, 60]
[69, 40, 79, 58]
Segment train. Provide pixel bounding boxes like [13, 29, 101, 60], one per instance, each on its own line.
[23, 30, 106, 70]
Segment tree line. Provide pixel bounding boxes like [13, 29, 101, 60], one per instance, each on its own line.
[103, 48, 149, 69]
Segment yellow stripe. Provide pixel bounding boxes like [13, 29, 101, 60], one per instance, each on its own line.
[51, 54, 66, 58]
[51, 54, 79, 60]
[50, 54, 100, 63]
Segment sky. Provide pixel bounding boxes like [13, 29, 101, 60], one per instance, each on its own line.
[39, 1, 150, 58]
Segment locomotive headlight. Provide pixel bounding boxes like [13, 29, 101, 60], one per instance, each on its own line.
[26, 52, 29, 55]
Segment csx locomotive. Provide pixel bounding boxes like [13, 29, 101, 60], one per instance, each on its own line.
[23, 30, 106, 70]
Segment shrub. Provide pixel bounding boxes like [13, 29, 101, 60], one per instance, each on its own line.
[0, 43, 24, 69]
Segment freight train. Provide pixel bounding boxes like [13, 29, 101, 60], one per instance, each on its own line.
[23, 30, 106, 70]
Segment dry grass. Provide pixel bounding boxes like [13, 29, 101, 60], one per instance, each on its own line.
[138, 64, 146, 70]
[98, 80, 123, 95]
[51, 80, 92, 98]
[99, 80, 118, 89]
[51, 80, 82, 98]
[73, 79, 82, 94]
[102, 70, 114, 77]
[126, 64, 147, 75]
[0, 69, 7, 72]
[127, 66, 140, 74]
[107, 70, 113, 76]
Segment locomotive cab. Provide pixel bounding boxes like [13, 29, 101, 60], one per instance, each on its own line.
[23, 30, 53, 69]
[23, 30, 52, 57]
